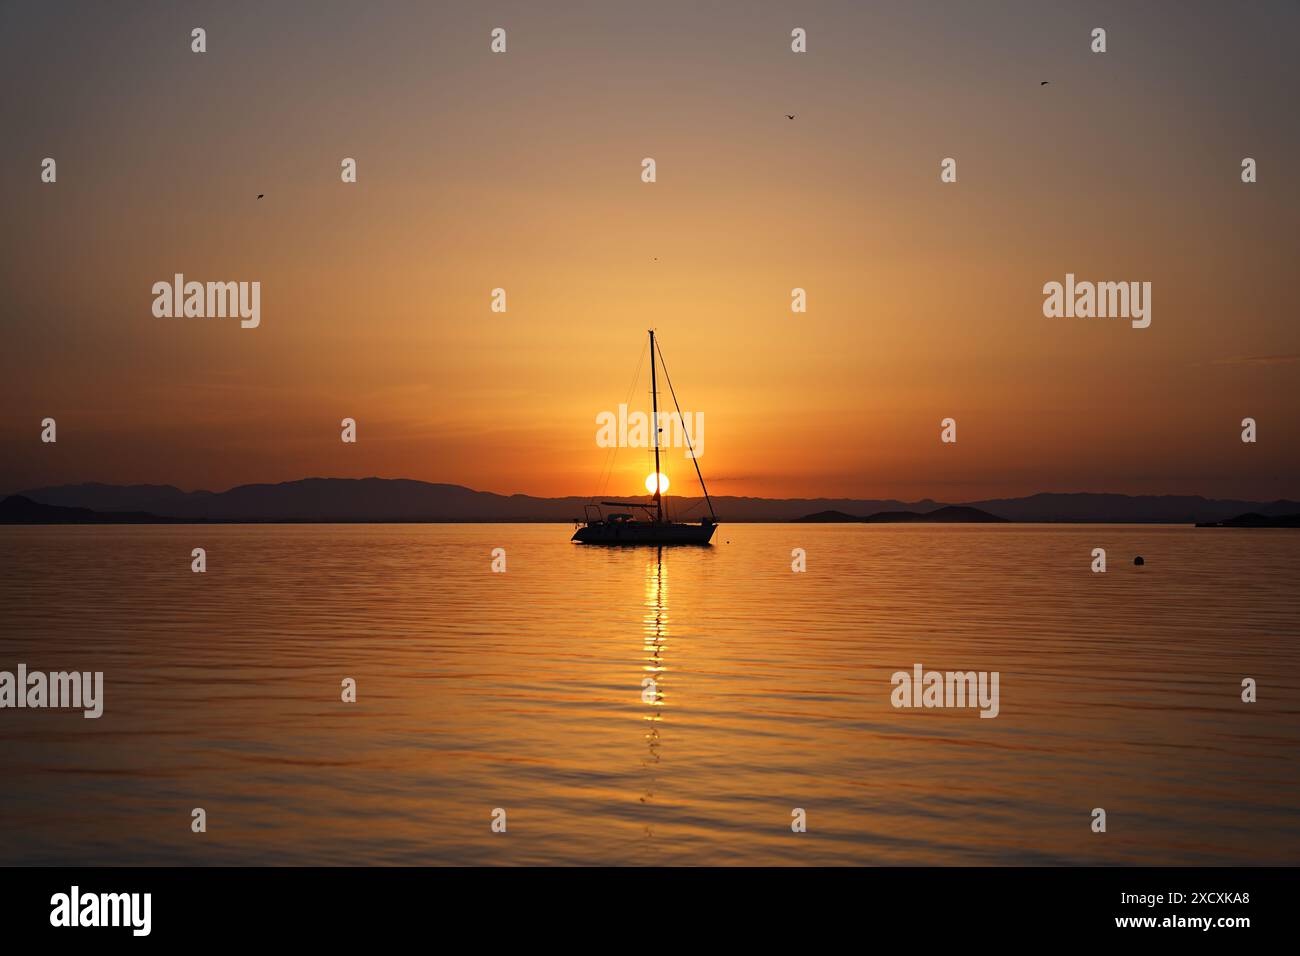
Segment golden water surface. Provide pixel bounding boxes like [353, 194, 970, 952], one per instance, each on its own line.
[1, 524, 1296, 865]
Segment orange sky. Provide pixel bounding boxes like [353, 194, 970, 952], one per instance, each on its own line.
[2, 1, 1297, 501]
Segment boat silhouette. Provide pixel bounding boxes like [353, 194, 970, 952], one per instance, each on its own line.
[572, 330, 718, 545]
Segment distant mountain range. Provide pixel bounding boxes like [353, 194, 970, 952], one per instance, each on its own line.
[0, 495, 182, 524]
[796, 505, 1007, 523]
[3, 478, 1299, 525]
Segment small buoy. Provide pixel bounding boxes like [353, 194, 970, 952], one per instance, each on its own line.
[1134, 556, 1145, 566]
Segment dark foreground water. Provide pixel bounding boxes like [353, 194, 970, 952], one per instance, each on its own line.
[1, 524, 1296, 865]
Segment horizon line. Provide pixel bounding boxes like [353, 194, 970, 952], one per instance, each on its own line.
[6, 476, 1298, 505]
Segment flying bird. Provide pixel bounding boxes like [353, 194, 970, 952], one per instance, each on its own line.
[257, 194, 264, 199]
[1040, 81, 1049, 86]
[786, 114, 795, 119]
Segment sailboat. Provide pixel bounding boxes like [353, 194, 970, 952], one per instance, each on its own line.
[572, 330, 718, 545]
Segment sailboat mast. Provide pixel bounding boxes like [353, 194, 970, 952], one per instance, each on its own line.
[653, 335, 717, 524]
[649, 328, 663, 523]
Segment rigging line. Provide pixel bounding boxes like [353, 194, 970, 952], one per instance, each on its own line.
[593, 337, 647, 501]
[653, 336, 716, 522]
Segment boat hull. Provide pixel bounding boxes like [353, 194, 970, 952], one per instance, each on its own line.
[572, 521, 717, 545]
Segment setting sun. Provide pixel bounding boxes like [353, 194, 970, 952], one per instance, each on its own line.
[645, 473, 669, 495]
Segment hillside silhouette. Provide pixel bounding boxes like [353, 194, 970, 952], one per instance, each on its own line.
[6, 479, 1298, 524]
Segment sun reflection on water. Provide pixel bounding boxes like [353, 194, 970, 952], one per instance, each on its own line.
[640, 548, 667, 827]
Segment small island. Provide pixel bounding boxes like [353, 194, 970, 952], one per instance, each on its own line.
[1195, 512, 1300, 528]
